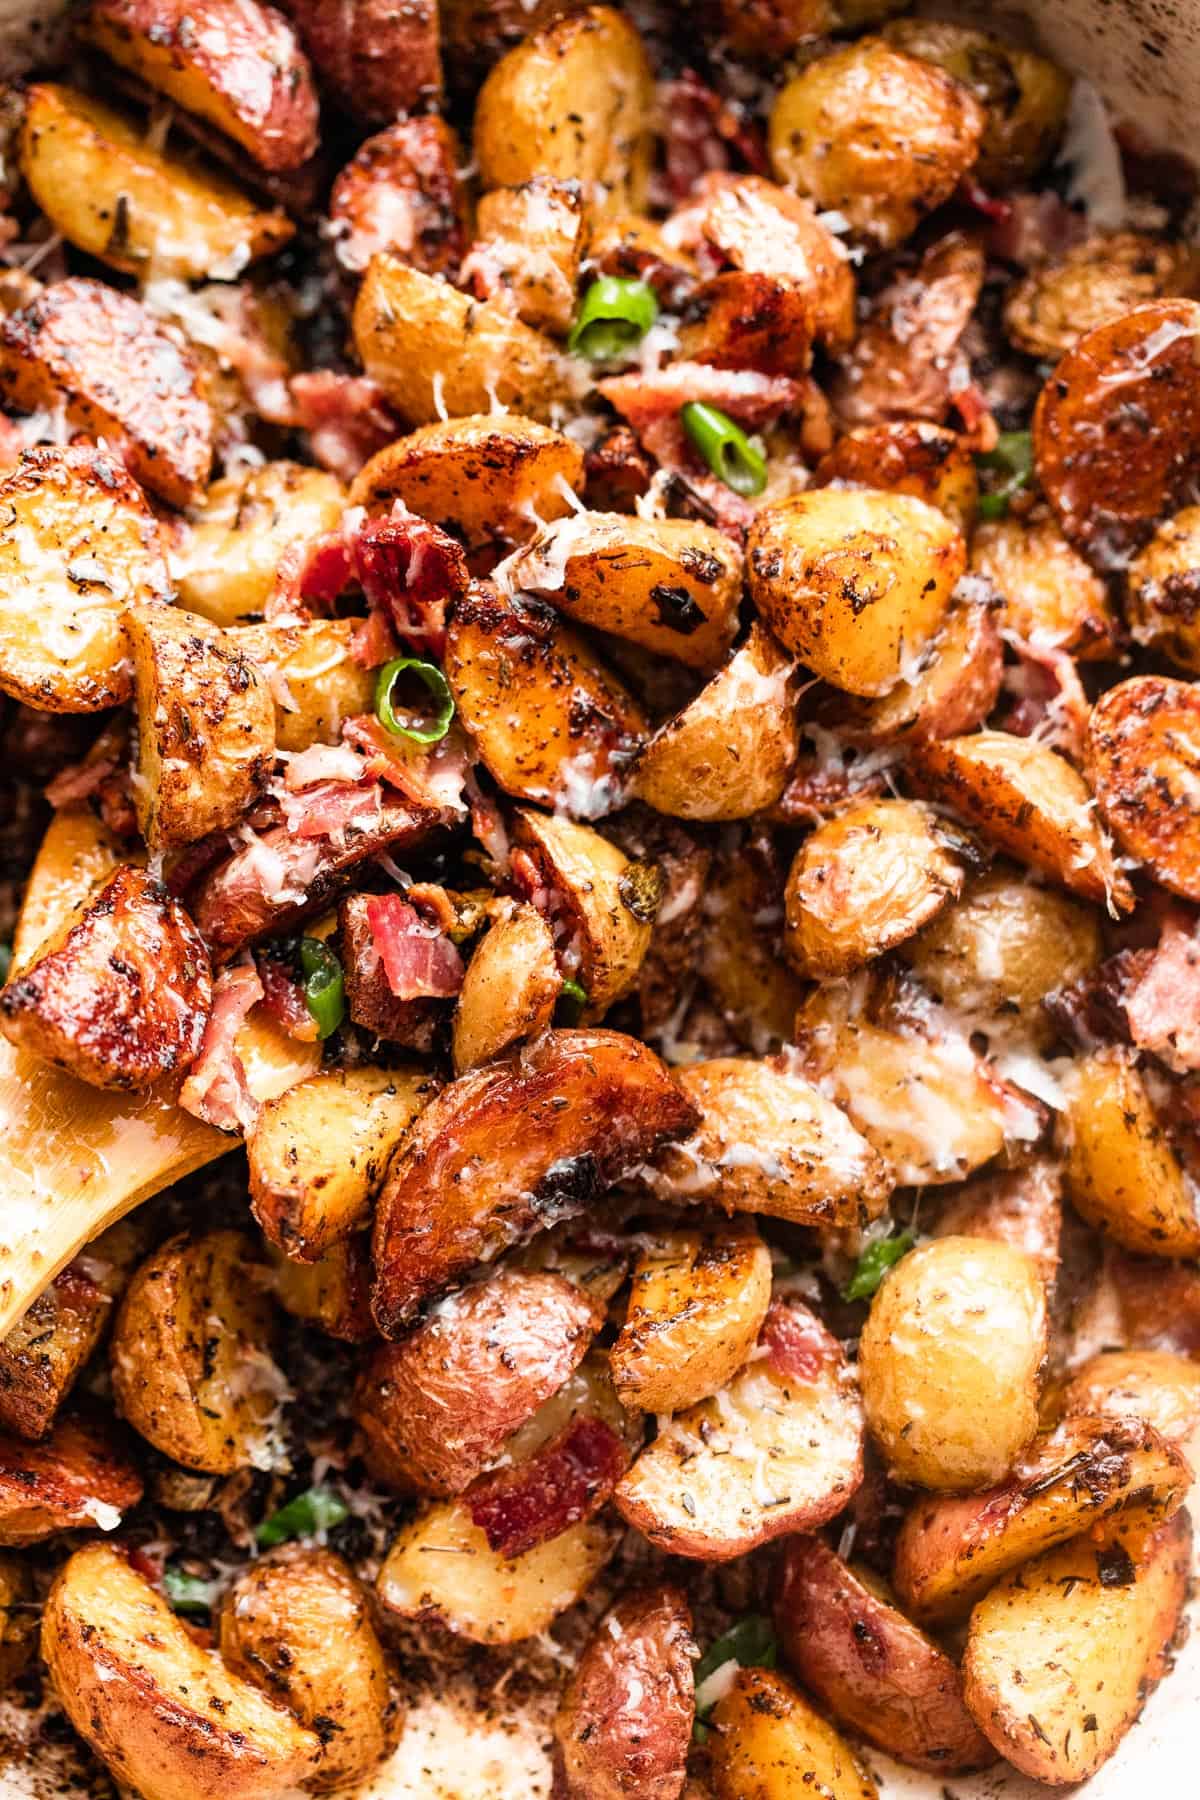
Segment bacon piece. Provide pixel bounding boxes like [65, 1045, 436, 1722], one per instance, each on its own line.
[279, 779, 385, 844]
[289, 370, 400, 485]
[987, 190, 1087, 270]
[339, 890, 438, 1047]
[179, 963, 264, 1135]
[257, 952, 317, 1043]
[342, 714, 470, 816]
[1121, 923, 1200, 1073]
[349, 603, 398, 670]
[364, 893, 464, 1000]
[354, 509, 467, 658]
[761, 1298, 837, 1383]
[266, 531, 353, 622]
[467, 1415, 630, 1559]
[657, 70, 766, 205]
[998, 638, 1090, 764]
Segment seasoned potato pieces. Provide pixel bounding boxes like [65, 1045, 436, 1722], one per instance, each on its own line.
[1006, 231, 1200, 363]
[555, 1587, 695, 1800]
[0, 1554, 35, 1689]
[173, 462, 344, 627]
[126, 605, 275, 850]
[248, 1064, 428, 1259]
[1087, 675, 1200, 900]
[474, 6, 653, 213]
[0, 446, 168, 713]
[0, 277, 213, 506]
[970, 513, 1118, 658]
[845, 602, 1002, 747]
[610, 1224, 772, 1414]
[817, 420, 979, 531]
[219, 1549, 398, 1791]
[775, 1536, 994, 1772]
[268, 1238, 373, 1343]
[1062, 1049, 1200, 1259]
[747, 488, 965, 697]
[0, 1411, 142, 1544]
[83, 0, 319, 173]
[281, 0, 440, 123]
[452, 899, 560, 1072]
[231, 618, 375, 751]
[614, 1300, 862, 1560]
[1062, 1350, 1200, 1447]
[912, 730, 1132, 910]
[20, 84, 293, 279]
[962, 1511, 1191, 1784]
[859, 1237, 1046, 1490]
[330, 117, 466, 277]
[768, 39, 984, 247]
[471, 178, 588, 337]
[43, 1543, 322, 1800]
[710, 1667, 879, 1800]
[110, 1229, 283, 1474]
[1127, 504, 1200, 672]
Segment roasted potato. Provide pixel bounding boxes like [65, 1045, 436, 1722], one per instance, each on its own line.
[110, 1229, 284, 1474]
[554, 1586, 695, 1800]
[610, 1223, 773, 1414]
[676, 267, 814, 376]
[1062, 1350, 1200, 1447]
[1087, 674, 1200, 900]
[268, 1237, 374, 1343]
[219, 1548, 399, 1790]
[279, 0, 441, 123]
[0, 1554, 35, 1689]
[698, 850, 807, 1050]
[614, 1300, 863, 1561]
[19, 83, 293, 279]
[0, 277, 213, 507]
[709, 1666, 879, 1800]
[970, 513, 1118, 658]
[1127, 504, 1200, 672]
[768, 39, 984, 247]
[469, 177, 588, 337]
[42, 1542, 323, 1800]
[775, 1536, 995, 1772]
[0, 445, 169, 713]
[844, 601, 1002, 747]
[0, 1410, 142, 1544]
[747, 488, 965, 697]
[452, 898, 560, 1071]
[961, 1510, 1191, 1784]
[10, 803, 128, 976]
[1006, 232, 1200, 362]
[474, 6, 652, 214]
[931, 1159, 1062, 1289]
[83, 0, 320, 173]
[172, 462, 344, 628]
[859, 1236, 1047, 1490]
[716, 0, 905, 57]
[248, 1064, 428, 1260]
[330, 116, 466, 277]
[817, 420, 979, 532]
[1062, 1048, 1200, 1259]
[231, 618, 375, 751]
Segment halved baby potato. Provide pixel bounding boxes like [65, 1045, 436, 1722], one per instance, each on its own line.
[1086, 675, 1200, 901]
[0, 1411, 142, 1545]
[470, 177, 589, 337]
[330, 116, 466, 278]
[268, 1237, 373, 1344]
[0, 1554, 36, 1689]
[452, 899, 561, 1072]
[173, 462, 345, 627]
[709, 1666, 879, 1800]
[1061, 1350, 1200, 1448]
[1126, 504, 1200, 673]
[817, 420, 979, 531]
[230, 618, 376, 751]
[1062, 1048, 1200, 1259]
[969, 513, 1119, 658]
[843, 602, 1002, 747]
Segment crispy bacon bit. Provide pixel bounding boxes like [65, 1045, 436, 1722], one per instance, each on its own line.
[179, 963, 264, 1136]
[364, 893, 464, 1000]
[267, 531, 353, 622]
[998, 638, 1091, 764]
[257, 952, 318, 1043]
[289, 370, 400, 485]
[957, 176, 1014, 225]
[342, 714, 470, 816]
[1122, 922, 1200, 1073]
[760, 1300, 834, 1383]
[658, 70, 766, 205]
[349, 603, 399, 670]
[467, 1415, 629, 1559]
[279, 779, 385, 844]
[355, 509, 468, 658]
[987, 190, 1087, 269]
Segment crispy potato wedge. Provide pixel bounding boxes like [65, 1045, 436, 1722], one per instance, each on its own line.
[330, 117, 466, 278]
[555, 1586, 695, 1800]
[452, 899, 560, 1072]
[219, 1548, 399, 1791]
[83, 0, 319, 172]
[0, 277, 212, 506]
[231, 618, 375, 751]
[0, 1410, 142, 1544]
[715, 0, 902, 58]
[19, 83, 293, 279]
[371, 1029, 696, 1330]
[248, 1064, 428, 1260]
[1087, 674, 1200, 900]
[843, 602, 1003, 747]
[1126, 503, 1200, 673]
[1062, 1048, 1200, 1259]
[775, 1536, 995, 1772]
[710, 1666, 879, 1800]
[173, 463, 344, 628]
[610, 1223, 772, 1414]
[614, 1300, 863, 1561]
[0, 445, 168, 714]
[1008, 231, 1200, 361]
[268, 1236, 374, 1343]
[961, 1510, 1191, 1784]
[0, 1553, 36, 1689]
[970, 513, 1118, 659]
[110, 1229, 283, 1474]
[892, 1415, 1189, 1625]
[747, 488, 965, 697]
[931, 1159, 1062, 1289]
[817, 420, 978, 531]
[911, 730, 1132, 911]
[279, 0, 440, 123]
[43, 1542, 322, 1800]
[1062, 1350, 1200, 1447]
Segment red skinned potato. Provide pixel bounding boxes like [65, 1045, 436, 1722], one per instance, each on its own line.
[775, 1536, 995, 1773]
[1086, 675, 1200, 902]
[0, 1411, 142, 1545]
[371, 1030, 698, 1331]
[280, 0, 441, 123]
[329, 118, 466, 277]
[554, 1586, 696, 1800]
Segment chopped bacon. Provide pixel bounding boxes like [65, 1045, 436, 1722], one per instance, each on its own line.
[349, 603, 399, 670]
[466, 770, 510, 872]
[354, 509, 468, 660]
[986, 190, 1087, 269]
[279, 779, 385, 844]
[956, 176, 1014, 225]
[760, 1300, 835, 1384]
[266, 531, 353, 622]
[657, 70, 766, 206]
[342, 714, 470, 816]
[45, 755, 118, 811]
[467, 1415, 630, 1559]
[998, 638, 1091, 764]
[289, 371, 400, 486]
[257, 953, 318, 1043]
[179, 964, 264, 1135]
[1122, 921, 1200, 1073]
[363, 893, 464, 1000]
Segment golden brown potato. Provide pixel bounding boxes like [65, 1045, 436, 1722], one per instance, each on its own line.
[970, 513, 1118, 658]
[230, 618, 376, 751]
[1062, 1049, 1200, 1259]
[172, 463, 344, 628]
[372, 1029, 696, 1331]
[0, 864, 211, 1091]
[110, 1229, 284, 1474]
[893, 1415, 1190, 1624]
[0, 277, 213, 507]
[474, 6, 652, 214]
[555, 1586, 695, 1800]
[675, 268, 814, 376]
[657, 1055, 893, 1228]
[859, 1236, 1047, 1490]
[1087, 674, 1200, 900]
[931, 1159, 1062, 1289]
[83, 0, 320, 173]
[817, 421, 979, 532]
[353, 254, 572, 427]
[42, 1543, 322, 1800]
[610, 1224, 772, 1414]
[248, 1064, 428, 1260]
[882, 19, 1071, 187]
[0, 1554, 35, 1690]
[452, 899, 560, 1072]
[219, 1548, 399, 1791]
[961, 1511, 1191, 1784]
[268, 1237, 374, 1343]
[126, 605, 275, 851]
[696, 848, 803, 1052]
[469, 178, 588, 337]
[844, 601, 1002, 747]
[615, 1300, 862, 1561]
[768, 39, 984, 247]
[911, 730, 1133, 910]
[632, 624, 799, 821]
[0, 1411, 142, 1544]
[444, 582, 648, 814]
[351, 414, 584, 549]
[747, 488, 965, 697]
[1127, 504, 1200, 673]
[716, 0, 905, 57]
[1062, 1351, 1200, 1447]
[280, 0, 440, 123]
[1006, 232, 1200, 362]
[709, 1667, 879, 1800]
[0, 445, 169, 713]
[9, 804, 128, 977]
[329, 116, 466, 277]
[775, 1536, 995, 1773]
[19, 84, 293, 280]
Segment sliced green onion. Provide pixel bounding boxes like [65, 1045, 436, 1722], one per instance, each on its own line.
[976, 428, 1033, 519]
[0, 944, 9, 984]
[300, 938, 345, 1040]
[842, 1228, 916, 1303]
[680, 402, 768, 497]
[568, 277, 659, 360]
[255, 1485, 349, 1549]
[375, 656, 455, 745]
[692, 1615, 778, 1740]
[162, 1566, 218, 1614]
[555, 977, 588, 1025]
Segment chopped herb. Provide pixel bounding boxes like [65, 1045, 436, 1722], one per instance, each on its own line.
[162, 1566, 217, 1614]
[556, 977, 588, 1025]
[681, 402, 768, 498]
[842, 1229, 915, 1302]
[568, 277, 659, 360]
[0, 943, 9, 983]
[375, 656, 455, 745]
[256, 1485, 349, 1549]
[692, 1614, 778, 1741]
[300, 937, 345, 1040]
[975, 429, 1034, 519]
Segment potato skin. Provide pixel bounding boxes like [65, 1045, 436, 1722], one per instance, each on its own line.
[0, 1553, 36, 1689]
[1062, 1350, 1200, 1447]
[710, 1667, 879, 1800]
[859, 1237, 1046, 1491]
[1127, 503, 1200, 673]
[970, 513, 1118, 659]
[1006, 231, 1200, 362]
[452, 899, 560, 1072]
[0, 1410, 142, 1544]
[817, 421, 979, 532]
[775, 1536, 995, 1773]
[279, 0, 440, 123]
[554, 1587, 695, 1800]
[1062, 1048, 1200, 1259]
[1087, 674, 1200, 901]
[174, 463, 344, 628]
